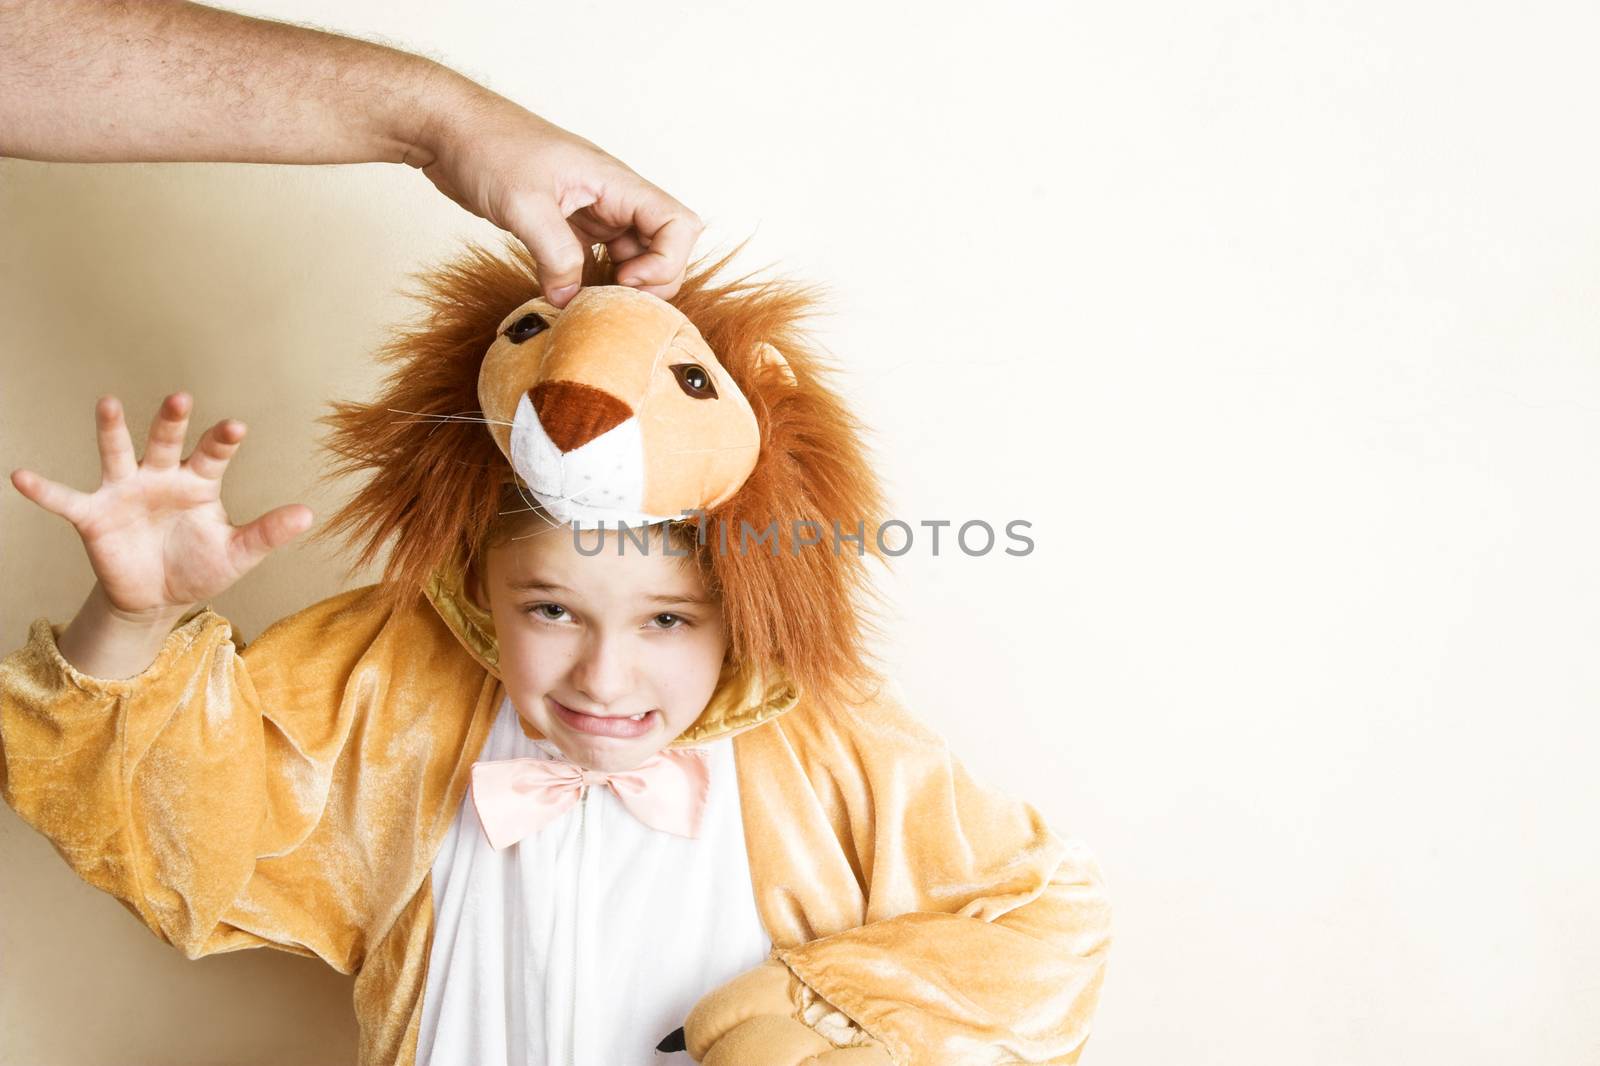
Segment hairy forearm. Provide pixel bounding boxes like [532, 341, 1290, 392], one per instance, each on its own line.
[57, 583, 190, 680]
[0, 0, 466, 165]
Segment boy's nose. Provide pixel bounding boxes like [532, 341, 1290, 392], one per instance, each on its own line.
[529, 381, 633, 453]
[569, 637, 633, 706]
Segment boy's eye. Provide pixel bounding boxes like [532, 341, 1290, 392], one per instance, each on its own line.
[524, 602, 568, 622]
[652, 613, 685, 629]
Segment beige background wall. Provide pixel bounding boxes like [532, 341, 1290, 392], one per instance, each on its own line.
[3, 1, 1597, 1063]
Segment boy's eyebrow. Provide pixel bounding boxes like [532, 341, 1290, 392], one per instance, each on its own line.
[505, 577, 708, 606]
[506, 578, 572, 593]
[644, 592, 710, 606]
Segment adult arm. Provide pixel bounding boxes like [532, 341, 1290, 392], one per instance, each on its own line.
[0, 0, 701, 302]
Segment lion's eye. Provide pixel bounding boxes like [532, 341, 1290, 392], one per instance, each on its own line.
[670, 363, 718, 399]
[505, 313, 549, 344]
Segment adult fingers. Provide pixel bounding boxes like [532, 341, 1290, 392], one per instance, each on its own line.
[578, 238, 601, 282]
[227, 503, 314, 574]
[503, 194, 587, 308]
[568, 206, 630, 246]
[602, 231, 649, 266]
[96, 396, 137, 482]
[143, 392, 192, 469]
[563, 225, 643, 288]
[566, 209, 648, 266]
[185, 419, 246, 481]
[10, 468, 89, 524]
[612, 189, 702, 295]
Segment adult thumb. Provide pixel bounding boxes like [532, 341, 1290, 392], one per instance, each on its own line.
[505, 194, 586, 307]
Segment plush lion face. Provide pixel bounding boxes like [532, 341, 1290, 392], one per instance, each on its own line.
[479, 286, 794, 527]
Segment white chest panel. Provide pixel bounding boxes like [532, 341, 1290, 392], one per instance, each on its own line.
[417, 696, 772, 1066]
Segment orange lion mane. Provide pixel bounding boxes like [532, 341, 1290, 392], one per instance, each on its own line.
[320, 241, 889, 714]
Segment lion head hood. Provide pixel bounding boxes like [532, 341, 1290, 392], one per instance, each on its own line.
[320, 242, 888, 743]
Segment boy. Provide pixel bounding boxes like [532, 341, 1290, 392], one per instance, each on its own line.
[2, 247, 1112, 1064]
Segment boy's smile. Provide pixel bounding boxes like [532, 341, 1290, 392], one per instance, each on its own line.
[546, 695, 657, 739]
[476, 518, 728, 773]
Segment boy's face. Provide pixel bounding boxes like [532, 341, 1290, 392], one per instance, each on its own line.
[479, 521, 728, 772]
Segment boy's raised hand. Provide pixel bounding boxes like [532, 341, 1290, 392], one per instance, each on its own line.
[10, 392, 312, 619]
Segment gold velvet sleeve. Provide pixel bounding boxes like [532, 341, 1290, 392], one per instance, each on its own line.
[0, 586, 479, 976]
[767, 687, 1114, 1066]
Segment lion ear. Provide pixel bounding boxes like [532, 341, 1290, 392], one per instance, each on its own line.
[753, 342, 798, 387]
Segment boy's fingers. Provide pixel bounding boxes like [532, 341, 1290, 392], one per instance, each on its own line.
[228, 503, 313, 572]
[504, 194, 586, 307]
[186, 419, 246, 480]
[96, 396, 137, 482]
[11, 468, 88, 524]
[143, 392, 192, 469]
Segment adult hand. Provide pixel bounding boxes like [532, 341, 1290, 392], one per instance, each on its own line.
[1, 0, 704, 308]
[411, 93, 704, 308]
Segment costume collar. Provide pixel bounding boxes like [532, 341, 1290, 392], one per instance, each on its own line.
[423, 559, 800, 747]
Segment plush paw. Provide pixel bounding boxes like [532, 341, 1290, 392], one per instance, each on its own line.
[698, 1013, 893, 1066]
[802, 1049, 894, 1065]
[685, 958, 799, 1058]
[684, 958, 893, 1065]
[700, 1013, 834, 1065]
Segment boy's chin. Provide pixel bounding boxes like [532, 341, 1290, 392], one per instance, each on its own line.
[548, 727, 663, 773]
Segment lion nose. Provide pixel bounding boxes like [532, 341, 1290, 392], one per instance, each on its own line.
[529, 381, 634, 453]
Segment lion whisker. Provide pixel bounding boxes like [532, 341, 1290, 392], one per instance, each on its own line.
[385, 407, 513, 427]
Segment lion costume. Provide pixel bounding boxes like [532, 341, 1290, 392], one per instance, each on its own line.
[0, 244, 1113, 1065]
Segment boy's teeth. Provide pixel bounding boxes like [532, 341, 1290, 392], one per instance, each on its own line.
[627, 712, 648, 721]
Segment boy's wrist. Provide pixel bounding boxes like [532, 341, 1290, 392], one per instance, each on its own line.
[57, 585, 196, 681]
[86, 583, 194, 630]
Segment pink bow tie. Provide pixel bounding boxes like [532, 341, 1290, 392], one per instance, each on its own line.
[470, 747, 712, 849]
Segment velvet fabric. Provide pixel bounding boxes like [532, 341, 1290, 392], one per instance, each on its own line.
[685, 957, 893, 1064]
[0, 585, 1112, 1065]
